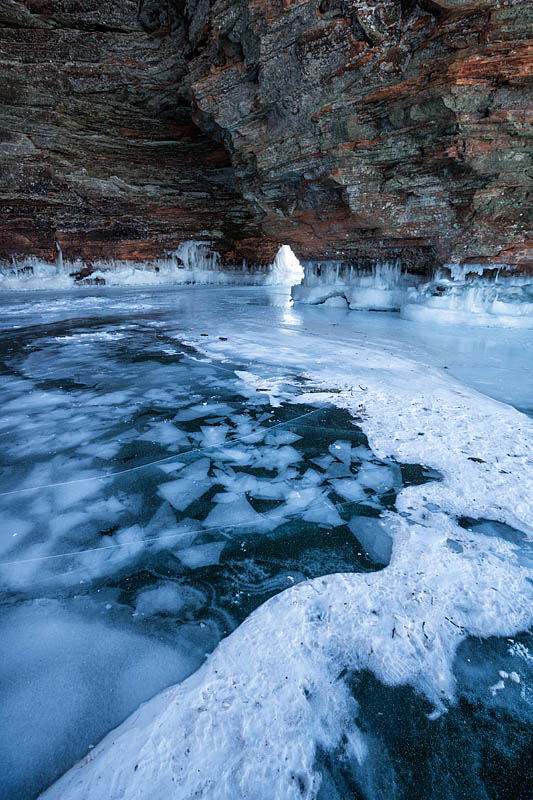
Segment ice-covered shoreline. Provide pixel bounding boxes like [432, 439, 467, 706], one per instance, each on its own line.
[41, 287, 533, 800]
[292, 262, 533, 329]
[4, 245, 533, 330]
[0, 242, 287, 291]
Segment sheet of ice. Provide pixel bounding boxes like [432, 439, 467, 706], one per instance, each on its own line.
[202, 493, 271, 532]
[135, 583, 207, 617]
[256, 485, 344, 529]
[158, 461, 186, 475]
[349, 516, 393, 564]
[42, 513, 533, 800]
[200, 423, 229, 448]
[0, 517, 34, 559]
[328, 440, 353, 465]
[158, 476, 213, 512]
[228, 414, 266, 443]
[264, 429, 302, 446]
[356, 463, 396, 493]
[54, 481, 102, 511]
[254, 444, 302, 471]
[311, 454, 334, 470]
[77, 439, 123, 459]
[144, 509, 202, 553]
[137, 422, 190, 449]
[328, 478, 366, 504]
[177, 541, 226, 569]
[300, 468, 323, 487]
[301, 497, 344, 527]
[211, 445, 253, 466]
[323, 461, 353, 479]
[215, 469, 290, 500]
[2, 284, 532, 799]
[174, 402, 235, 421]
[1, 597, 215, 800]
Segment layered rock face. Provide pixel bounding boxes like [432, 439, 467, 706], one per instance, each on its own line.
[0, 0, 271, 265]
[1, 0, 532, 273]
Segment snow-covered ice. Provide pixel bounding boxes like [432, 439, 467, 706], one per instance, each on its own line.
[0, 283, 531, 800]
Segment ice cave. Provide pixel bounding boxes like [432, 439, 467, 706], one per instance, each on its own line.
[0, 2, 532, 799]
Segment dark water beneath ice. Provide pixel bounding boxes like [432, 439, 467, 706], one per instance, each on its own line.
[319, 631, 533, 800]
[0, 302, 530, 799]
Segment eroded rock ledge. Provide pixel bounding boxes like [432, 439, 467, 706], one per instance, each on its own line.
[1, 0, 532, 273]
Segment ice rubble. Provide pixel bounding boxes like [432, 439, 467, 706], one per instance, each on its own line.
[292, 261, 533, 328]
[38, 289, 533, 799]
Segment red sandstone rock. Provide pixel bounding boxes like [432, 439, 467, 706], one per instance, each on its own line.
[0, 0, 531, 273]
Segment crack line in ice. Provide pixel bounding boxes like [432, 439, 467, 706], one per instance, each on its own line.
[0, 495, 374, 569]
[5, 290, 531, 799]
[0, 406, 328, 498]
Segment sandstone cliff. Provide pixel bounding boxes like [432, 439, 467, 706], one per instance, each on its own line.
[1, 0, 531, 273]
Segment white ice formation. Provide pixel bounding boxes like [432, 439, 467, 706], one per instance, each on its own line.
[0, 242, 283, 290]
[292, 261, 533, 328]
[270, 245, 304, 286]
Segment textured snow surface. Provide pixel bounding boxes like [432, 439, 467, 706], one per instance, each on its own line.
[42, 514, 531, 800]
[25, 285, 532, 800]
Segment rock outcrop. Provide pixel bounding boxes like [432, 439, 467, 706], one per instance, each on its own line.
[0, 0, 272, 265]
[1, 0, 532, 273]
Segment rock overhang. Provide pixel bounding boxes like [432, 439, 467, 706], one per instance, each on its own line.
[0, 0, 531, 275]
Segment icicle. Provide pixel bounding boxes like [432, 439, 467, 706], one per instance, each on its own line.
[292, 256, 533, 328]
[55, 241, 63, 270]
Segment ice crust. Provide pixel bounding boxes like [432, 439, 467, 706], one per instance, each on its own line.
[36, 285, 533, 800]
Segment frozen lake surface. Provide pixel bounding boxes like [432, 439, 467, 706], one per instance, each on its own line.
[0, 286, 531, 799]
